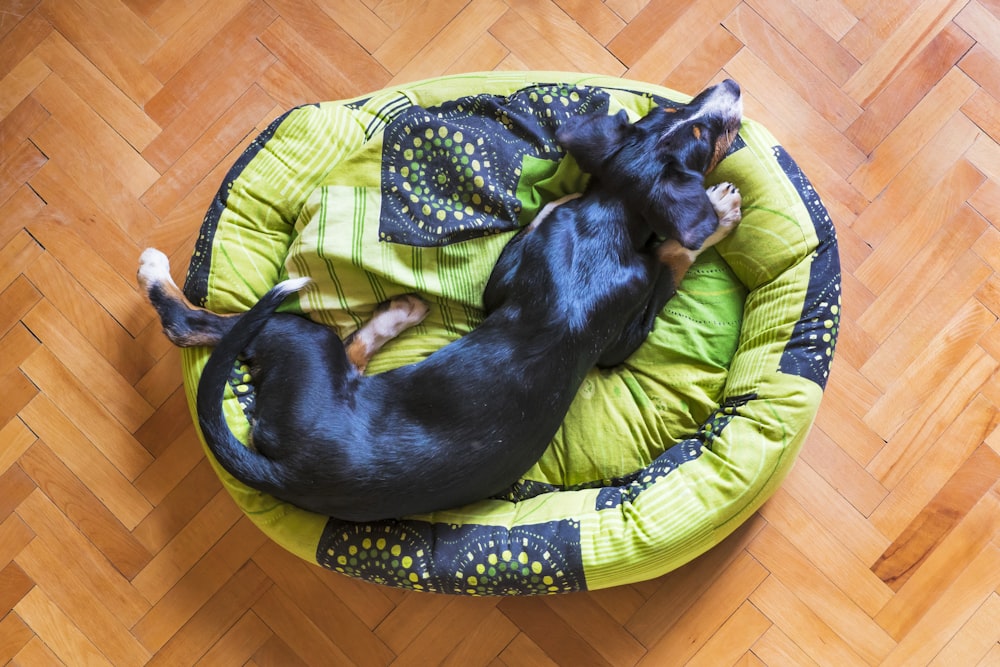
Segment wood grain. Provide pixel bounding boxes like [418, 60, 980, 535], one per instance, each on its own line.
[1, 1, 999, 664]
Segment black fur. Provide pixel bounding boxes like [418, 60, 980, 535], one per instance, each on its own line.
[147, 79, 743, 522]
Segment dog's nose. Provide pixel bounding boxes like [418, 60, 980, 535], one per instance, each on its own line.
[717, 79, 741, 101]
[688, 78, 743, 112]
[714, 79, 743, 123]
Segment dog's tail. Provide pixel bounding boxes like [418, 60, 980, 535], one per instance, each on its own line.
[195, 277, 311, 490]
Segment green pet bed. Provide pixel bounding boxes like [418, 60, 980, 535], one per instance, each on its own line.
[179, 72, 840, 595]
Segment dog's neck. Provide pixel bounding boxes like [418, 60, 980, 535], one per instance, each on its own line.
[584, 179, 663, 251]
[587, 167, 663, 252]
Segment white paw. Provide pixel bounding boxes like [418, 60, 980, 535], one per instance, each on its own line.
[706, 182, 742, 235]
[372, 294, 430, 337]
[137, 248, 174, 290]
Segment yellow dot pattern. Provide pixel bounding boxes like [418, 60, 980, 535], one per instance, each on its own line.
[379, 84, 610, 247]
[317, 518, 583, 595]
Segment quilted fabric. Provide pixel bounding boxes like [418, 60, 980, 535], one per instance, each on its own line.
[179, 72, 840, 595]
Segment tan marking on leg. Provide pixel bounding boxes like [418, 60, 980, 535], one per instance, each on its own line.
[137, 248, 209, 314]
[345, 294, 430, 373]
[657, 241, 699, 282]
[138, 248, 238, 347]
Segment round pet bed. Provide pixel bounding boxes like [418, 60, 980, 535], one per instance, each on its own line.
[179, 72, 840, 595]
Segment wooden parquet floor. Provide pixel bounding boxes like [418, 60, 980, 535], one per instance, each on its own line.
[1, 0, 999, 664]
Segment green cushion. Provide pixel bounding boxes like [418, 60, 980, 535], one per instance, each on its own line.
[180, 72, 840, 595]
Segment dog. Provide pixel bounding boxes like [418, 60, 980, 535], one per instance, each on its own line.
[138, 79, 744, 522]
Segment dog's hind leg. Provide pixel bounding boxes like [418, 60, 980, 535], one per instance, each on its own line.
[344, 295, 430, 373]
[138, 248, 241, 347]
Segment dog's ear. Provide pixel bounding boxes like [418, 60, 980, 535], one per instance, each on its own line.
[556, 109, 630, 175]
[646, 164, 718, 249]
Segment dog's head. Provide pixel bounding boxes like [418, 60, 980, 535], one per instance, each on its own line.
[556, 79, 743, 248]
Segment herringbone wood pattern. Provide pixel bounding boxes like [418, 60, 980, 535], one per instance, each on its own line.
[1, 0, 999, 664]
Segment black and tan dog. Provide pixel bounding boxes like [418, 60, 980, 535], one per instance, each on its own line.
[138, 79, 744, 522]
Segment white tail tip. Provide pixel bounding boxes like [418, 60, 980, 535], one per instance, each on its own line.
[276, 276, 312, 295]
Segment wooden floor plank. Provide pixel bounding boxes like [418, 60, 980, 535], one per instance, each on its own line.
[0, 610, 34, 664]
[625, 0, 740, 85]
[141, 42, 275, 176]
[686, 601, 772, 667]
[842, 0, 968, 107]
[144, 0, 255, 83]
[33, 31, 161, 151]
[726, 47, 867, 179]
[252, 541, 397, 667]
[758, 488, 892, 616]
[21, 304, 155, 438]
[871, 394, 1000, 539]
[749, 575, 869, 667]
[0, 8, 52, 82]
[798, 426, 888, 517]
[624, 515, 767, 648]
[850, 112, 981, 247]
[18, 441, 152, 579]
[779, 457, 889, 563]
[931, 592, 1000, 667]
[389, 0, 509, 85]
[864, 302, 997, 442]
[26, 360, 134, 474]
[846, 22, 972, 153]
[724, 3, 861, 130]
[147, 562, 272, 667]
[193, 610, 273, 667]
[131, 489, 243, 604]
[16, 536, 152, 666]
[132, 516, 268, 653]
[849, 68, 979, 200]
[0, 54, 50, 120]
[872, 445, 1000, 592]
[251, 585, 355, 667]
[867, 344, 997, 496]
[749, 525, 895, 664]
[875, 493, 1000, 639]
[14, 586, 114, 667]
[636, 551, 769, 666]
[15, 490, 151, 627]
[854, 162, 985, 302]
[880, 543, 1000, 666]
[750, 624, 821, 667]
[499, 596, 615, 667]
[1, 2, 999, 664]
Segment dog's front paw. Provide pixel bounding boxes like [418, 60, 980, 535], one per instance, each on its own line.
[705, 183, 742, 247]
